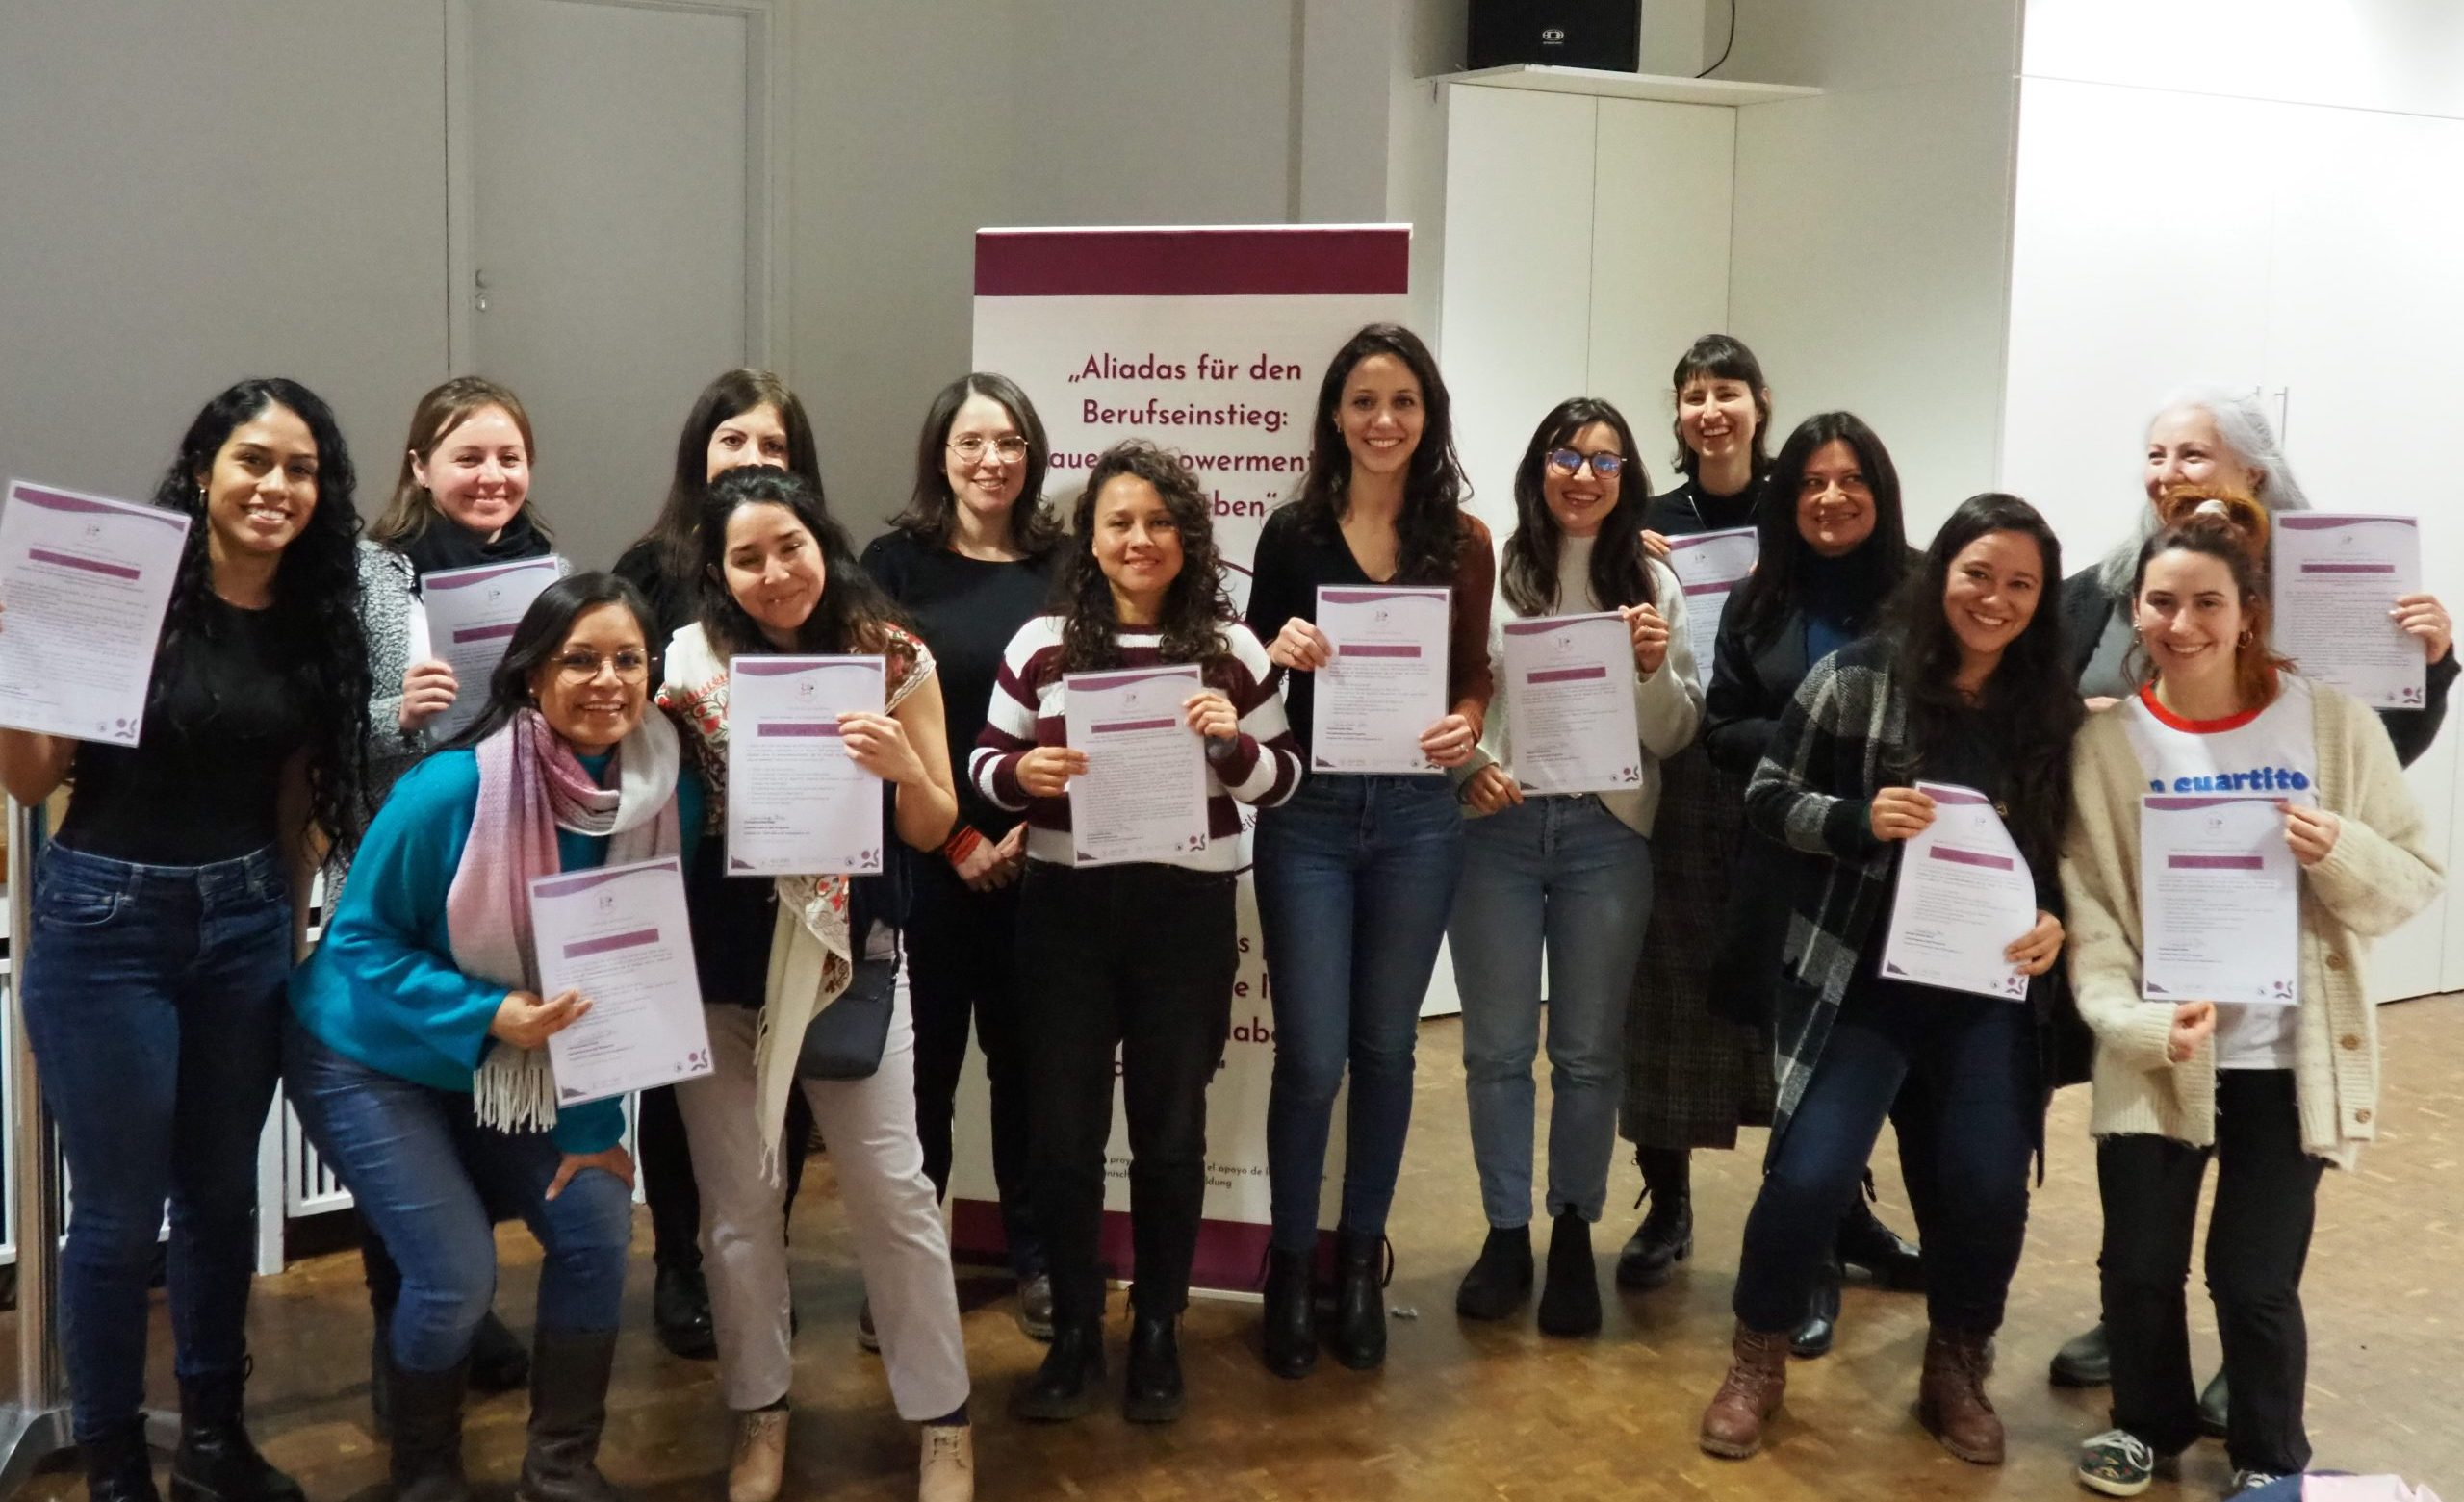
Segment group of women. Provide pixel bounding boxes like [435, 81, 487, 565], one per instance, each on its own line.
[0, 318, 2449, 1502]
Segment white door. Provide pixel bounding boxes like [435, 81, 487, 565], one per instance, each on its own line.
[452, 0, 763, 572]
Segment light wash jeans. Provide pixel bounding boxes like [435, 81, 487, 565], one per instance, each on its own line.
[1447, 794, 1652, 1227]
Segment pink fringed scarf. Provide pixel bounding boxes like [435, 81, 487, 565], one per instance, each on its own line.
[449, 707, 680, 1130]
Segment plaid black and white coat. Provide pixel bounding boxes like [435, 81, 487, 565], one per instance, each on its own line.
[1744, 634, 2079, 1154]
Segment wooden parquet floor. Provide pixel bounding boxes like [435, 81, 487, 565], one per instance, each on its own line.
[8, 995, 2461, 1501]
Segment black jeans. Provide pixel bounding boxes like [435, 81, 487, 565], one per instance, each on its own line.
[1017, 860, 1237, 1324]
[1733, 976, 2037, 1334]
[2100, 1069, 2323, 1475]
[907, 854, 1043, 1279]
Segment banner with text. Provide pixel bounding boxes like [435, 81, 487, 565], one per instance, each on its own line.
[950, 224, 1411, 1293]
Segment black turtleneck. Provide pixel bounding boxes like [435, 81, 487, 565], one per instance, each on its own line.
[1643, 474, 1760, 538]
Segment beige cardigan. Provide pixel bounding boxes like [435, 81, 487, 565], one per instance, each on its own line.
[2060, 677, 2444, 1168]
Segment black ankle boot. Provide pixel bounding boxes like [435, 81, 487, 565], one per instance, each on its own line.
[169, 1367, 306, 1502]
[515, 1328, 620, 1502]
[653, 1264, 717, 1360]
[1791, 1259, 1842, 1359]
[1614, 1149, 1694, 1290]
[468, 1310, 532, 1392]
[1261, 1248, 1319, 1378]
[82, 1422, 160, 1502]
[386, 1360, 473, 1502]
[1836, 1197, 1924, 1291]
[1122, 1311, 1185, 1424]
[1536, 1212, 1602, 1337]
[1328, 1230, 1389, 1371]
[1010, 1320, 1106, 1422]
[1454, 1225, 1533, 1320]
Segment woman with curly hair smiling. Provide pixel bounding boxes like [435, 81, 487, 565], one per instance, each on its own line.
[975, 441, 1302, 1425]
[1, 378, 370, 1502]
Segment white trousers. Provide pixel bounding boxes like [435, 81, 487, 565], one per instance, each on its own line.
[673, 989, 971, 1418]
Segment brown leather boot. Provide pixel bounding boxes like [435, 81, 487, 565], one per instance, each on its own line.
[1918, 1326, 2005, 1464]
[1698, 1323, 1790, 1459]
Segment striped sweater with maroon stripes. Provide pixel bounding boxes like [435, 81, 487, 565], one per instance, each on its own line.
[969, 614, 1303, 871]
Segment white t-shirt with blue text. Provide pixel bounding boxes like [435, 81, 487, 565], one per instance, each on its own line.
[2119, 675, 2317, 1070]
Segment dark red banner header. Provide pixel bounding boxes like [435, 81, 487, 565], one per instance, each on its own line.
[974, 226, 1410, 297]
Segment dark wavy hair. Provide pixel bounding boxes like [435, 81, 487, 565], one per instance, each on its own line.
[1881, 492, 2081, 870]
[1669, 333, 1774, 481]
[1728, 411, 1911, 652]
[440, 572, 659, 751]
[151, 379, 369, 849]
[631, 369, 827, 598]
[886, 372, 1061, 558]
[368, 375, 552, 547]
[2128, 487, 2292, 709]
[1502, 398, 1656, 616]
[694, 466, 905, 659]
[1057, 442, 1234, 680]
[1289, 323, 1474, 587]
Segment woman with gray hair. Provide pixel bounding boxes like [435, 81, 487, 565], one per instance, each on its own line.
[2046, 386, 2457, 1422]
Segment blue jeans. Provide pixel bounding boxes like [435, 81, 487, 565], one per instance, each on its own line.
[17, 841, 291, 1440]
[1256, 773, 1464, 1251]
[1732, 975, 2037, 1334]
[1447, 795, 1652, 1227]
[284, 1026, 632, 1373]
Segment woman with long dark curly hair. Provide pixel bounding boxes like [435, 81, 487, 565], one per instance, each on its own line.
[1245, 323, 1494, 1378]
[1699, 493, 2078, 1465]
[1, 377, 370, 1502]
[658, 466, 977, 1501]
[976, 442, 1302, 1424]
[860, 374, 1064, 1340]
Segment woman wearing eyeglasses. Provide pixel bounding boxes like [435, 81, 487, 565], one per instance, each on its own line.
[288, 572, 693, 1502]
[860, 373, 1064, 1342]
[1447, 400, 1702, 1337]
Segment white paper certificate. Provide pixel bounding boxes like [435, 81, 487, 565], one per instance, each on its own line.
[726, 655, 885, 875]
[422, 556, 564, 739]
[1064, 664, 1210, 866]
[2272, 514, 2426, 709]
[2140, 794, 2299, 1007]
[1312, 585, 1450, 774]
[0, 480, 191, 744]
[527, 856, 714, 1105]
[1663, 527, 1758, 689]
[1501, 613, 1640, 796]
[1878, 782, 2037, 1001]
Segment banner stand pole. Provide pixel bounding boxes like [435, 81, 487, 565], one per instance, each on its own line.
[0, 794, 72, 1493]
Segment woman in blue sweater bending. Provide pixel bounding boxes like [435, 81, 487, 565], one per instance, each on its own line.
[289, 572, 697, 1502]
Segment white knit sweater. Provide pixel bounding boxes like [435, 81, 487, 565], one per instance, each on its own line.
[2060, 677, 2444, 1168]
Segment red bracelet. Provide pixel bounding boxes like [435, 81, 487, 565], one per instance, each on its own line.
[942, 826, 985, 865]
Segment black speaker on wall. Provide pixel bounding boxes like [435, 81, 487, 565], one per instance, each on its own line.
[1466, 0, 1643, 72]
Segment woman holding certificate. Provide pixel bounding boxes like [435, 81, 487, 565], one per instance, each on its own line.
[1697, 493, 2079, 1464]
[1614, 334, 1793, 1292]
[2, 379, 369, 1502]
[973, 441, 1302, 1424]
[657, 466, 976, 1502]
[351, 375, 559, 1414]
[1246, 322, 1494, 1379]
[2063, 495, 2441, 1499]
[1699, 411, 1926, 1357]
[1447, 398, 1702, 1337]
[616, 368, 832, 1361]
[287, 571, 691, 1502]
[2048, 389, 2454, 1410]
[861, 372, 1064, 1342]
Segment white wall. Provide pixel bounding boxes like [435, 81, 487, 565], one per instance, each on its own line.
[0, 1, 448, 512]
[1710, 0, 2020, 90]
[2023, 0, 2464, 118]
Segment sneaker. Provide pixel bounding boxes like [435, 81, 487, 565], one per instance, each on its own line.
[2227, 1472, 2287, 1498]
[2075, 1429, 2161, 1497]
